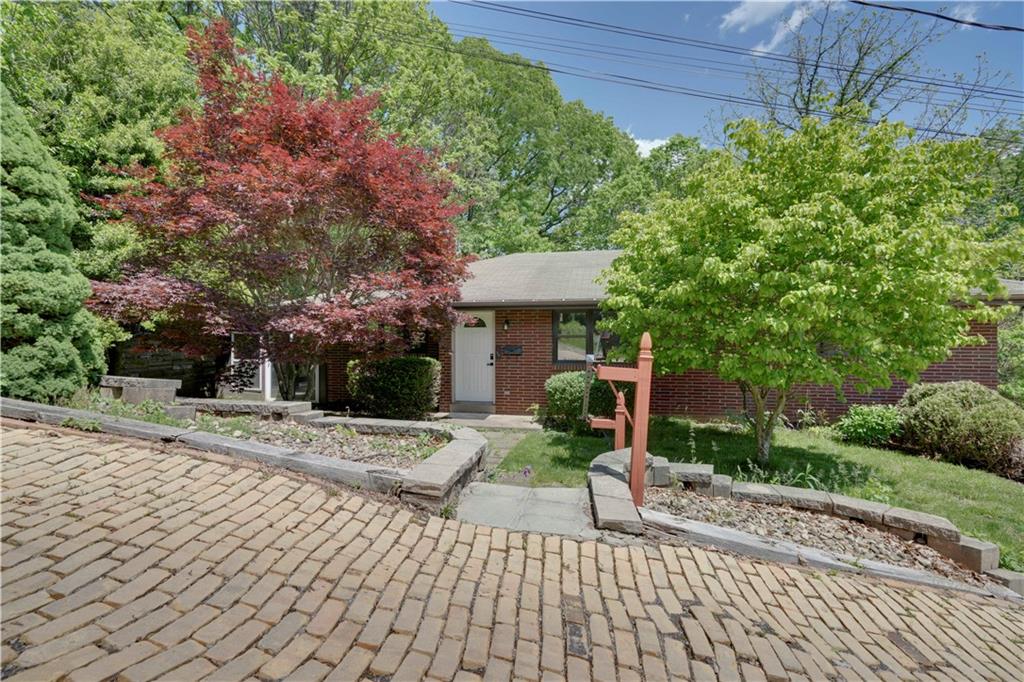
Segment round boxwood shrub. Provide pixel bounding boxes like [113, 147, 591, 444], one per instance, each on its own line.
[543, 371, 633, 434]
[898, 381, 1024, 480]
[347, 356, 441, 420]
[834, 405, 903, 447]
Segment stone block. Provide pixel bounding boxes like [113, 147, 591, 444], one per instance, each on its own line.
[0, 397, 42, 421]
[402, 463, 458, 496]
[829, 495, 890, 525]
[587, 472, 632, 501]
[176, 431, 298, 463]
[926, 535, 1000, 573]
[731, 482, 781, 505]
[163, 405, 197, 421]
[119, 386, 178, 405]
[649, 456, 671, 486]
[983, 569, 1024, 596]
[667, 463, 713, 485]
[99, 375, 182, 389]
[590, 494, 642, 534]
[882, 507, 959, 542]
[711, 475, 733, 498]
[290, 410, 325, 424]
[771, 485, 833, 513]
[96, 417, 190, 442]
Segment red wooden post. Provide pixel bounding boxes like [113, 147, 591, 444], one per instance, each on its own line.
[613, 392, 627, 450]
[629, 332, 654, 506]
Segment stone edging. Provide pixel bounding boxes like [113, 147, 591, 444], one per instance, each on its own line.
[0, 398, 486, 512]
[587, 448, 1024, 596]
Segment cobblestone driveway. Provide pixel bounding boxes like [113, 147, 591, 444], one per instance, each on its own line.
[2, 425, 1022, 681]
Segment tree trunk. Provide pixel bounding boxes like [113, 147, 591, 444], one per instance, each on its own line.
[273, 362, 314, 401]
[746, 385, 788, 466]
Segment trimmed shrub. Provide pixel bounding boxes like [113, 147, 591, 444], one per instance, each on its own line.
[347, 356, 440, 420]
[898, 381, 1024, 480]
[1, 84, 106, 403]
[834, 405, 903, 447]
[543, 371, 633, 435]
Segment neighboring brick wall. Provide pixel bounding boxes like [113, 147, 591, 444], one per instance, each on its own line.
[325, 336, 443, 409]
[437, 310, 1000, 420]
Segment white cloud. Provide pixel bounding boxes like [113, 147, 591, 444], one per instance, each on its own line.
[950, 3, 979, 30]
[720, 1, 794, 33]
[632, 136, 669, 157]
[754, 3, 815, 52]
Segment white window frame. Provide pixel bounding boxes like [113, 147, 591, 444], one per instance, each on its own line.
[229, 332, 263, 392]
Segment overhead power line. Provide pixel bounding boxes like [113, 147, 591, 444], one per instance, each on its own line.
[850, 0, 1024, 32]
[348, 19, 1016, 143]
[452, 0, 1023, 100]
[441, 23, 1016, 117]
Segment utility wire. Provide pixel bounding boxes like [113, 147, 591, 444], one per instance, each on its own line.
[453, 0, 1023, 99]
[442, 24, 1015, 117]
[352, 19, 1016, 143]
[850, 0, 1024, 32]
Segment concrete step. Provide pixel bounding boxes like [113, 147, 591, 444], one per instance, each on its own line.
[291, 410, 325, 424]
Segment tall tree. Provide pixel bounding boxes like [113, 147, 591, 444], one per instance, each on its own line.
[603, 105, 1019, 464]
[555, 135, 708, 250]
[746, 1, 1014, 139]
[89, 22, 467, 400]
[0, 0, 195, 275]
[1, 85, 106, 403]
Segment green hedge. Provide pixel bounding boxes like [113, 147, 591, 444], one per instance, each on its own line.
[543, 371, 633, 435]
[834, 405, 903, 447]
[347, 356, 440, 420]
[898, 381, 1024, 481]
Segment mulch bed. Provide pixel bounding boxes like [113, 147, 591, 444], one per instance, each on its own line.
[644, 486, 995, 587]
[198, 417, 445, 470]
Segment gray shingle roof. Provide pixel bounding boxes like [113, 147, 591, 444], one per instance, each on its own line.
[455, 250, 1024, 308]
[456, 250, 621, 308]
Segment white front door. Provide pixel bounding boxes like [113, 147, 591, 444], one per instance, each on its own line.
[454, 311, 495, 403]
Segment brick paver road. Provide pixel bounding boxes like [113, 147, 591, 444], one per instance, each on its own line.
[2, 425, 1022, 681]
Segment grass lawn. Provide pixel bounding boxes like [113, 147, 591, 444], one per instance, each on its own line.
[498, 417, 1024, 570]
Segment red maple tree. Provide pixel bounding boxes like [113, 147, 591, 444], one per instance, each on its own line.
[91, 21, 466, 398]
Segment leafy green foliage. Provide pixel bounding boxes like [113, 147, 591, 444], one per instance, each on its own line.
[1, 1, 194, 253]
[542, 371, 632, 435]
[555, 135, 708, 250]
[603, 105, 1020, 463]
[1, 85, 105, 403]
[347, 357, 441, 420]
[898, 381, 1024, 480]
[998, 310, 1024, 406]
[834, 405, 903, 447]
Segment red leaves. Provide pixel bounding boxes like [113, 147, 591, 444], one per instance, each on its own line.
[91, 21, 466, 361]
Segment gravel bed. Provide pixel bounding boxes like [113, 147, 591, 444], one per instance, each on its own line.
[195, 417, 445, 470]
[645, 486, 994, 587]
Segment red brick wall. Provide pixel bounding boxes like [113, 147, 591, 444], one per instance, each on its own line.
[437, 309, 1000, 420]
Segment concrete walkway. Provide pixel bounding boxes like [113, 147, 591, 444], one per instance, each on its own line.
[435, 413, 542, 430]
[457, 483, 599, 539]
[3, 424, 1023, 681]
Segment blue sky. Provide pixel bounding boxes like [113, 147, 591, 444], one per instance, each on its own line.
[431, 1, 1024, 150]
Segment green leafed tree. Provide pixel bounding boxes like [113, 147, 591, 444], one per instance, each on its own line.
[602, 105, 1020, 464]
[1, 85, 106, 403]
[0, 0, 195, 276]
[555, 135, 708, 250]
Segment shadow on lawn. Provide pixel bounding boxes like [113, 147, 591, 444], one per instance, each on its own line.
[645, 417, 884, 493]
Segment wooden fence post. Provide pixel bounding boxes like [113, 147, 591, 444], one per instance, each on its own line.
[630, 332, 654, 506]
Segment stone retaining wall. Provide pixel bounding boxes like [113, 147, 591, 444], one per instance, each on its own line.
[587, 448, 1023, 595]
[0, 398, 486, 514]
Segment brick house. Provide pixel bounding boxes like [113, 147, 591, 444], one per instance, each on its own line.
[323, 250, 1022, 418]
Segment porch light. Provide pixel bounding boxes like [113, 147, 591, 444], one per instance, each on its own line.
[503, 319, 510, 331]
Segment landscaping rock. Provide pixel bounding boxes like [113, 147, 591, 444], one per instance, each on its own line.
[983, 569, 1024, 596]
[711, 474, 733, 498]
[290, 410, 325, 424]
[591, 493, 643, 534]
[927, 536, 1000, 573]
[771, 485, 833, 513]
[731, 482, 781, 505]
[667, 463, 713, 485]
[829, 494, 890, 525]
[177, 398, 312, 417]
[587, 472, 632, 500]
[99, 376, 181, 404]
[163, 404, 197, 421]
[882, 507, 960, 542]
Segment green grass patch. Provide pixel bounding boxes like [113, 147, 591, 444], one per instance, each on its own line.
[498, 417, 1024, 570]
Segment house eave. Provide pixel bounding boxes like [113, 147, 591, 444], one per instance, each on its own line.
[454, 299, 603, 310]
